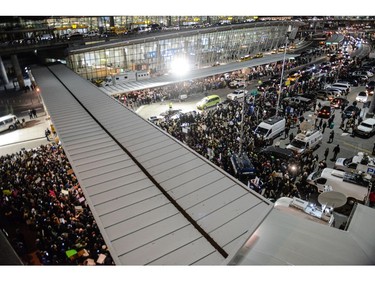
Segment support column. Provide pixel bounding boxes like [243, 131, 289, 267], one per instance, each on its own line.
[10, 54, 25, 90]
[98, 17, 104, 34]
[109, 16, 115, 28]
[0, 56, 9, 85]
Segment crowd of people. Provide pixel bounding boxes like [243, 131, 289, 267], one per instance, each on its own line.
[155, 98, 322, 202]
[1, 42, 372, 265]
[0, 144, 114, 265]
[113, 45, 329, 111]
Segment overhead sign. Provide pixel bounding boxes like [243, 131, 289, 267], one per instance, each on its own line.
[367, 167, 375, 175]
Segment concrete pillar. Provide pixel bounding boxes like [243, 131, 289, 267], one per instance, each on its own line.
[98, 17, 104, 34]
[109, 17, 115, 28]
[367, 94, 375, 116]
[0, 56, 9, 85]
[10, 54, 25, 90]
[156, 43, 161, 72]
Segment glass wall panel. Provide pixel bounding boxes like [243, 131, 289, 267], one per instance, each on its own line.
[67, 24, 291, 81]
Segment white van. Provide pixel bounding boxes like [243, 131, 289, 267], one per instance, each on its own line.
[286, 129, 322, 155]
[254, 116, 285, 141]
[0, 114, 19, 133]
[307, 168, 371, 203]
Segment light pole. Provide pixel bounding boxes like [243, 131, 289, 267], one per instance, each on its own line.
[276, 25, 292, 117]
[239, 82, 247, 155]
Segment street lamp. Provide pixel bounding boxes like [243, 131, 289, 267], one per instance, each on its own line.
[239, 82, 248, 155]
[276, 25, 292, 117]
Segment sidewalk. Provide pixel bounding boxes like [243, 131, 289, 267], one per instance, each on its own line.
[0, 85, 43, 118]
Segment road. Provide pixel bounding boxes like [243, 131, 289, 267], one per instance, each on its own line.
[0, 112, 50, 156]
[135, 76, 375, 169]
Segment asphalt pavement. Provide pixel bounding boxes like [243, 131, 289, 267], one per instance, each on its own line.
[0, 87, 50, 156]
[135, 78, 375, 170]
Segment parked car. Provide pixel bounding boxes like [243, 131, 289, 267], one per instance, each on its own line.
[354, 118, 375, 138]
[283, 96, 313, 111]
[325, 87, 344, 98]
[239, 54, 253, 62]
[68, 32, 84, 41]
[352, 70, 373, 78]
[253, 52, 264, 58]
[318, 105, 334, 119]
[147, 116, 162, 124]
[315, 89, 334, 101]
[286, 72, 301, 82]
[257, 80, 275, 92]
[330, 97, 349, 109]
[366, 80, 375, 95]
[196, 95, 221, 110]
[227, 89, 248, 101]
[259, 146, 300, 175]
[229, 79, 246, 89]
[351, 74, 369, 84]
[337, 78, 359, 87]
[230, 153, 256, 176]
[297, 92, 317, 100]
[100, 31, 119, 38]
[149, 109, 183, 123]
[343, 105, 361, 118]
[159, 109, 182, 119]
[84, 31, 100, 38]
[356, 91, 368, 103]
[40, 34, 53, 41]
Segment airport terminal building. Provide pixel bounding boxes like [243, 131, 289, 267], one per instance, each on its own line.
[66, 21, 300, 81]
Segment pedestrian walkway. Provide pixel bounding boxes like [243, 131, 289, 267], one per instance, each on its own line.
[0, 82, 42, 117]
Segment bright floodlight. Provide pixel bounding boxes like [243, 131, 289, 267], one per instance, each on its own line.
[170, 57, 190, 76]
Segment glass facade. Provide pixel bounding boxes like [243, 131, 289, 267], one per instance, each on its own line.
[67, 24, 292, 80]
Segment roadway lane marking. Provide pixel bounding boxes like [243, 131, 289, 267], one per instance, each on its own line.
[343, 140, 372, 154]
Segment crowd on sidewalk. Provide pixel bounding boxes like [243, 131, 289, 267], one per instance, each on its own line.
[113, 47, 327, 110]
[0, 144, 114, 265]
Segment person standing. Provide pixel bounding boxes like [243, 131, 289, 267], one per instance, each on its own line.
[328, 130, 334, 143]
[324, 147, 329, 161]
[45, 128, 51, 141]
[341, 101, 346, 113]
[332, 144, 340, 161]
[32, 108, 37, 118]
[322, 121, 327, 134]
[289, 132, 294, 144]
[318, 118, 323, 130]
[284, 125, 290, 139]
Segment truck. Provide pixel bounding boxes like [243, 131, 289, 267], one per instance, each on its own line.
[307, 168, 371, 204]
[274, 197, 335, 226]
[286, 129, 323, 156]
